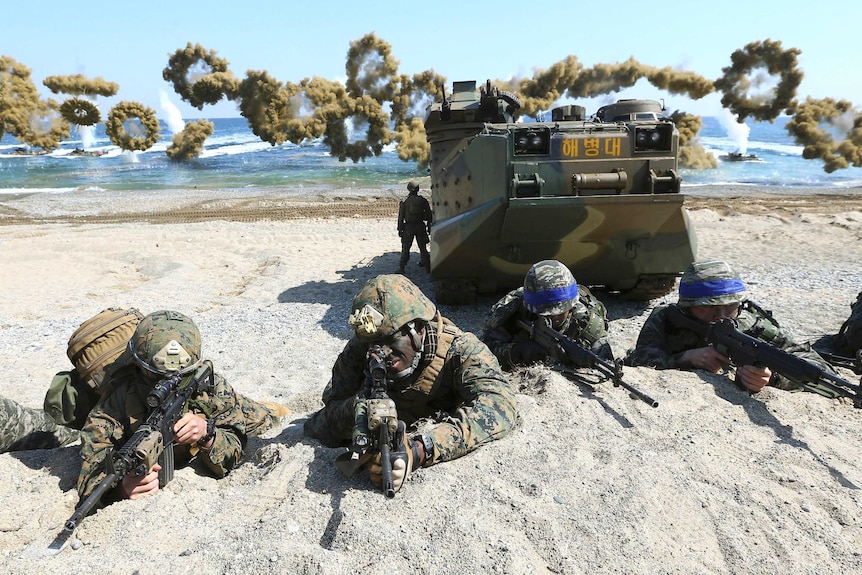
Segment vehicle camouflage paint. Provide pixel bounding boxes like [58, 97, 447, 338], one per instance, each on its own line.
[424, 80, 697, 304]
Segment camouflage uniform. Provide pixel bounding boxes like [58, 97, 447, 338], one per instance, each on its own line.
[482, 259, 612, 370]
[625, 260, 837, 392]
[0, 395, 79, 453]
[77, 365, 249, 501]
[815, 290, 862, 358]
[397, 181, 433, 272]
[76, 311, 251, 502]
[482, 285, 612, 370]
[304, 275, 517, 466]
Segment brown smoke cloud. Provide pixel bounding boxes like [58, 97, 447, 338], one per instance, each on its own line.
[166, 119, 214, 161]
[1, 56, 42, 142]
[785, 97, 862, 173]
[158, 34, 836, 172]
[43, 74, 119, 97]
[4, 35, 860, 172]
[162, 43, 238, 110]
[105, 101, 160, 151]
[672, 111, 718, 169]
[713, 39, 803, 122]
[59, 98, 101, 126]
[17, 98, 71, 151]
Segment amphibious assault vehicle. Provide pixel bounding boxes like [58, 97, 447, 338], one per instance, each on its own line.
[424, 80, 697, 304]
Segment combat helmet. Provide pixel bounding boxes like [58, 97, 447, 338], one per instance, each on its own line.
[677, 260, 747, 307]
[407, 181, 419, 193]
[523, 260, 579, 316]
[348, 274, 436, 343]
[130, 310, 202, 375]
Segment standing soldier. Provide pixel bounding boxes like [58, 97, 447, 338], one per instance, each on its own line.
[397, 181, 432, 274]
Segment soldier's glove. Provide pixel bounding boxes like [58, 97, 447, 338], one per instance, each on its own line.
[508, 340, 549, 366]
[398, 229, 403, 237]
[369, 420, 419, 494]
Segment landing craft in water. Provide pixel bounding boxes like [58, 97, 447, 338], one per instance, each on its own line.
[719, 151, 762, 162]
[424, 80, 698, 304]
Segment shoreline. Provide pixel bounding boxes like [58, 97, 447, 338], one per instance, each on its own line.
[1, 185, 861, 226]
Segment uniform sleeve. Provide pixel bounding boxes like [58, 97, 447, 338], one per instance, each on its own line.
[422, 197, 433, 223]
[737, 306, 837, 391]
[425, 333, 518, 465]
[397, 201, 405, 232]
[191, 375, 247, 478]
[758, 324, 841, 392]
[302, 337, 367, 447]
[480, 290, 525, 369]
[76, 392, 128, 501]
[624, 306, 693, 369]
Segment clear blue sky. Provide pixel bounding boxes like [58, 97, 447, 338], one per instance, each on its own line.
[4, 0, 860, 121]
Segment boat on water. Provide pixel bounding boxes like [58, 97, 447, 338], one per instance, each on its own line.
[719, 151, 762, 162]
[11, 147, 48, 156]
[69, 148, 107, 157]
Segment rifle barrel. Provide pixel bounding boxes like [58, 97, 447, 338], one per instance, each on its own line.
[518, 318, 658, 407]
[379, 424, 395, 499]
[614, 378, 659, 408]
[64, 472, 118, 532]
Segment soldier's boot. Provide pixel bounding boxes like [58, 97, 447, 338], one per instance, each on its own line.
[238, 395, 293, 437]
[420, 254, 431, 270]
[260, 401, 292, 418]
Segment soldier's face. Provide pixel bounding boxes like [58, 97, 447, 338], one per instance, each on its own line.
[381, 327, 423, 377]
[689, 303, 740, 323]
[542, 310, 570, 330]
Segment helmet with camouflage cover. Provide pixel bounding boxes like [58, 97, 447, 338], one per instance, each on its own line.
[523, 260, 579, 316]
[130, 310, 202, 375]
[407, 181, 419, 193]
[677, 260, 747, 307]
[348, 274, 436, 342]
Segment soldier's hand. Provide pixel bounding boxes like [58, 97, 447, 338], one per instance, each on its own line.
[398, 229, 403, 237]
[680, 346, 730, 373]
[369, 421, 416, 494]
[174, 412, 208, 445]
[736, 365, 772, 393]
[118, 463, 161, 500]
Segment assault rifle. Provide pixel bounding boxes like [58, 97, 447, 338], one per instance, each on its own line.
[516, 318, 658, 407]
[817, 349, 862, 376]
[64, 361, 215, 532]
[335, 345, 400, 498]
[666, 306, 862, 402]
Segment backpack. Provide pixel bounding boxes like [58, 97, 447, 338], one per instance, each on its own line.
[835, 291, 862, 356]
[44, 308, 143, 429]
[403, 194, 427, 223]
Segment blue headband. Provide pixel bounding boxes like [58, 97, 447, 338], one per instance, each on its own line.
[523, 283, 579, 308]
[679, 278, 745, 298]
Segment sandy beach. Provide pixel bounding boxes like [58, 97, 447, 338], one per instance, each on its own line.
[1, 188, 861, 574]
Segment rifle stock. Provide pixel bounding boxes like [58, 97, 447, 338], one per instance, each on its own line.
[666, 306, 861, 402]
[64, 361, 214, 532]
[517, 318, 658, 407]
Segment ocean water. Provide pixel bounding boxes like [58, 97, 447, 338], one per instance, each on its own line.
[2, 115, 861, 196]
